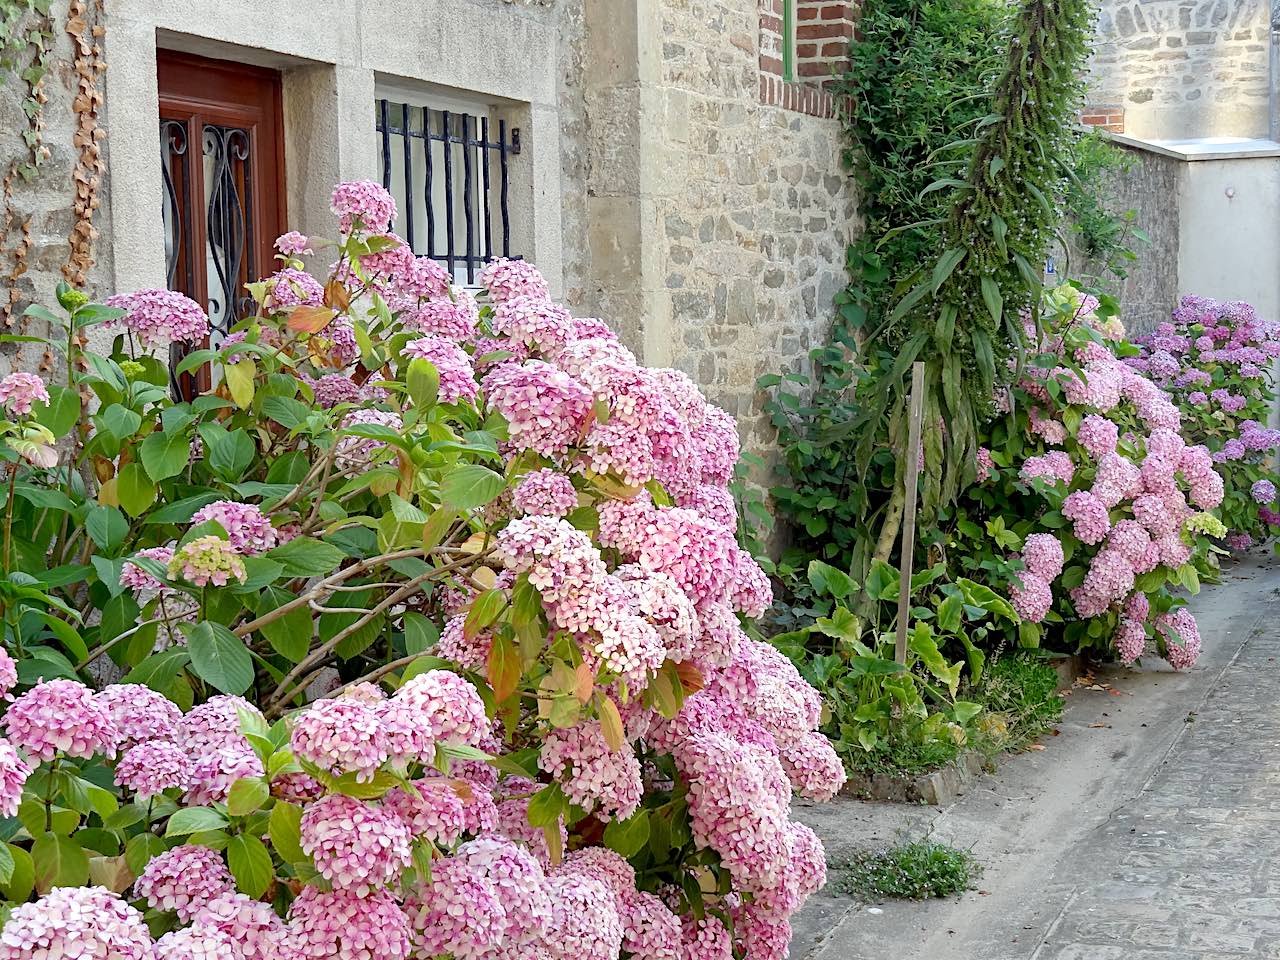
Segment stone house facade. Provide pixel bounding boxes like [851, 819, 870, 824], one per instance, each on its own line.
[0, 0, 858, 456]
[1085, 0, 1275, 139]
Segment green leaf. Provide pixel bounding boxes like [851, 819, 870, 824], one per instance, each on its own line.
[1, 844, 33, 902]
[261, 396, 312, 429]
[199, 423, 257, 482]
[227, 834, 274, 899]
[166, 806, 229, 837]
[226, 778, 270, 817]
[185, 621, 254, 695]
[116, 462, 157, 517]
[140, 429, 191, 482]
[526, 783, 566, 829]
[86, 505, 129, 553]
[32, 385, 81, 438]
[402, 611, 439, 655]
[465, 589, 506, 638]
[0, 842, 13, 885]
[254, 586, 311, 662]
[930, 248, 965, 294]
[440, 465, 507, 510]
[407, 358, 440, 409]
[124, 832, 168, 876]
[32, 831, 90, 892]
[268, 800, 306, 864]
[807, 560, 854, 600]
[145, 493, 223, 525]
[603, 809, 651, 858]
[124, 647, 191, 691]
[936, 593, 964, 634]
[225, 358, 257, 409]
[264, 537, 347, 577]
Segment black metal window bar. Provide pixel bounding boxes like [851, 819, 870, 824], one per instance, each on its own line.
[375, 99, 521, 285]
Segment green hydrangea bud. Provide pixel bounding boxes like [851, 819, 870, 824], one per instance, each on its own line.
[56, 287, 90, 312]
[119, 360, 146, 380]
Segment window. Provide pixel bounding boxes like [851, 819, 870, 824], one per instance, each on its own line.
[374, 93, 521, 286]
[158, 50, 285, 396]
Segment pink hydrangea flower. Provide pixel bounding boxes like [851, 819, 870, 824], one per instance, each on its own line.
[406, 854, 508, 959]
[1115, 618, 1147, 665]
[264, 267, 324, 310]
[184, 743, 265, 806]
[1157, 608, 1202, 670]
[777, 730, 846, 801]
[300, 793, 412, 893]
[513, 468, 579, 517]
[191, 500, 277, 555]
[189, 891, 288, 960]
[383, 670, 489, 762]
[1010, 573, 1053, 623]
[114, 740, 192, 798]
[331, 180, 397, 233]
[290, 696, 389, 783]
[155, 925, 238, 960]
[284, 886, 412, 960]
[97, 683, 183, 749]
[1077, 413, 1119, 458]
[541, 720, 644, 821]
[135, 844, 235, 922]
[404, 335, 479, 404]
[0, 372, 49, 417]
[0, 886, 152, 960]
[275, 231, 312, 256]
[1021, 533, 1064, 581]
[168, 535, 247, 587]
[401, 288, 478, 339]
[120, 545, 175, 598]
[491, 295, 573, 351]
[5, 678, 117, 761]
[175, 694, 260, 755]
[104, 288, 210, 346]
[0, 647, 17, 699]
[1063, 491, 1111, 545]
[544, 872, 625, 960]
[1252, 478, 1277, 504]
[0, 739, 30, 816]
[483, 360, 594, 458]
[477, 257, 550, 303]
[306, 373, 364, 408]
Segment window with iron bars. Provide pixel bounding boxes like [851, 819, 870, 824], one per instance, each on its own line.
[374, 98, 521, 286]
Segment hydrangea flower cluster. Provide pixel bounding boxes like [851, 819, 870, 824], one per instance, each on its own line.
[0, 372, 49, 417]
[0, 184, 841, 960]
[1132, 295, 1280, 547]
[968, 288, 1218, 668]
[104, 288, 210, 347]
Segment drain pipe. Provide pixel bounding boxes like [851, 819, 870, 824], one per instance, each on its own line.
[1272, 0, 1280, 140]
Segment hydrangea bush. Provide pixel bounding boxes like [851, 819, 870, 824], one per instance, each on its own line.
[0, 181, 843, 958]
[1128, 295, 1280, 550]
[952, 286, 1221, 667]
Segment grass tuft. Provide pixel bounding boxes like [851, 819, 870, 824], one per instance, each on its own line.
[834, 839, 980, 901]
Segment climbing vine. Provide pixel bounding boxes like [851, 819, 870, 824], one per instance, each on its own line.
[852, 0, 1095, 521]
[64, 0, 106, 290]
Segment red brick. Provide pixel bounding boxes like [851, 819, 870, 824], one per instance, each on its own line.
[796, 22, 850, 40]
[796, 42, 818, 57]
[821, 39, 850, 57]
[760, 54, 784, 75]
[761, 14, 782, 32]
[797, 5, 819, 19]
[821, 3, 852, 20]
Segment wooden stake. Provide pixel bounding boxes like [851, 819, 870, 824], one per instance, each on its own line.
[895, 361, 926, 665]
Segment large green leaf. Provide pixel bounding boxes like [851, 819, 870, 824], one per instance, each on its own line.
[440, 465, 506, 510]
[165, 806, 229, 837]
[31, 832, 90, 893]
[116, 463, 157, 517]
[140, 429, 191, 482]
[268, 801, 306, 865]
[186, 621, 254, 695]
[254, 586, 311, 662]
[264, 537, 346, 578]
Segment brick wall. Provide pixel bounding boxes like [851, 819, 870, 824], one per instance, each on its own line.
[758, 0, 854, 118]
[1080, 104, 1126, 133]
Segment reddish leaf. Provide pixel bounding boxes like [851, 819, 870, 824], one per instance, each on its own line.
[487, 633, 520, 705]
[287, 305, 336, 335]
[573, 662, 594, 704]
[597, 694, 625, 753]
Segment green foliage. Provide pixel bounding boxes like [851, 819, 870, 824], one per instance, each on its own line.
[833, 0, 1011, 333]
[967, 654, 1064, 754]
[1064, 130, 1149, 282]
[834, 839, 980, 901]
[771, 560, 1014, 772]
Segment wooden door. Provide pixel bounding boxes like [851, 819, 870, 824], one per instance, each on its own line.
[158, 50, 285, 396]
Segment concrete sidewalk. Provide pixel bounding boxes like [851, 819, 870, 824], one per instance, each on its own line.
[791, 551, 1280, 960]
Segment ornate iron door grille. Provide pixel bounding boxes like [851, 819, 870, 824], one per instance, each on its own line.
[158, 51, 285, 398]
[375, 99, 521, 285]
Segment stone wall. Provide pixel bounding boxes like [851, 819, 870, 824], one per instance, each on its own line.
[1065, 144, 1184, 337]
[0, 0, 113, 375]
[580, 0, 857, 460]
[1086, 0, 1273, 139]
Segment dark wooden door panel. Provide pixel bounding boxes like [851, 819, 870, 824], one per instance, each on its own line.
[158, 50, 285, 396]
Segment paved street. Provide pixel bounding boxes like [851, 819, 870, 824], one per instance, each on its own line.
[792, 552, 1280, 960]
